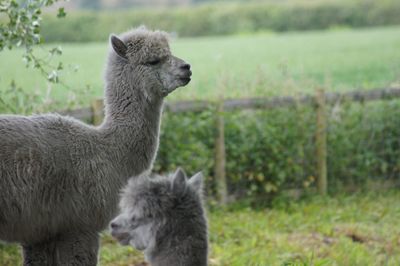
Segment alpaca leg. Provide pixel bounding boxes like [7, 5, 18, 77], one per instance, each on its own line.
[22, 232, 100, 266]
[56, 232, 100, 266]
[22, 241, 57, 266]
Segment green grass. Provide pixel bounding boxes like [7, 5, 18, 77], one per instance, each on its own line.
[1, 191, 400, 265]
[1, 26, 400, 107]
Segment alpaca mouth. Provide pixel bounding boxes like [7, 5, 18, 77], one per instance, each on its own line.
[179, 77, 191, 85]
[111, 231, 131, 245]
[179, 69, 192, 85]
[131, 240, 147, 251]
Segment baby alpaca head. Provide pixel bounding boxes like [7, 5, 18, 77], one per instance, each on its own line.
[110, 26, 192, 97]
[110, 168, 204, 250]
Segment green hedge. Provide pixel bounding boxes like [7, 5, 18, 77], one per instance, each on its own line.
[154, 99, 400, 197]
[41, 0, 400, 42]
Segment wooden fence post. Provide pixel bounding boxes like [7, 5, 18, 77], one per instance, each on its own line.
[91, 99, 104, 125]
[214, 100, 228, 205]
[315, 89, 328, 195]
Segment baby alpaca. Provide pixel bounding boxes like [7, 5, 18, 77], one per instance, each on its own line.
[110, 169, 208, 266]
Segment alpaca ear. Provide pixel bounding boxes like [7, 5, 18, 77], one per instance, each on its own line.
[172, 168, 187, 196]
[188, 172, 203, 193]
[111, 35, 128, 60]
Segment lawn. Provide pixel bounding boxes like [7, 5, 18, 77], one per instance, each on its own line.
[1, 26, 400, 265]
[1, 191, 399, 265]
[1, 26, 400, 108]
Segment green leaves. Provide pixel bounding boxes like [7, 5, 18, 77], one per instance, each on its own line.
[0, 0, 41, 50]
[0, 0, 75, 114]
[47, 70, 59, 83]
[49, 46, 62, 56]
[57, 7, 66, 18]
[155, 100, 400, 199]
[0, 0, 66, 82]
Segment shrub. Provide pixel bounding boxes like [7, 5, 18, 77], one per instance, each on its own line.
[154, 99, 400, 197]
[40, 0, 400, 42]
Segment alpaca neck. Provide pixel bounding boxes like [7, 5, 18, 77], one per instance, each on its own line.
[102, 84, 163, 128]
[100, 69, 164, 179]
[149, 219, 208, 266]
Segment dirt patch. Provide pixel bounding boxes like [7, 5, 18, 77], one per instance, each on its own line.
[130, 262, 148, 266]
[333, 225, 383, 245]
[333, 224, 400, 257]
[287, 232, 336, 248]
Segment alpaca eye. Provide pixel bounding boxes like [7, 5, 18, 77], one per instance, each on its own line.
[147, 59, 161, 65]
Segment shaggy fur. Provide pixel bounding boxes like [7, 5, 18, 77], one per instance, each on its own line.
[110, 169, 208, 266]
[0, 27, 191, 265]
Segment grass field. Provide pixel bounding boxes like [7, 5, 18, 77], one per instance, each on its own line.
[1, 25, 400, 266]
[1, 191, 399, 265]
[1, 26, 400, 107]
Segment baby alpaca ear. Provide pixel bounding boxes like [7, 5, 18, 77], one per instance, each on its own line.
[111, 35, 128, 60]
[172, 168, 187, 196]
[188, 172, 204, 193]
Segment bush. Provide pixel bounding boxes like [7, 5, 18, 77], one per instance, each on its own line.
[40, 0, 400, 42]
[154, 99, 400, 197]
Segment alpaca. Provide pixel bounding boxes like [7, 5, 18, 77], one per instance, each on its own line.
[110, 168, 208, 266]
[0, 27, 192, 265]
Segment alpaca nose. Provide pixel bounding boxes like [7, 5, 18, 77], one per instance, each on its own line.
[180, 63, 191, 70]
[110, 222, 119, 230]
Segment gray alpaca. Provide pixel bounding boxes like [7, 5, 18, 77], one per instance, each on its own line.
[0, 27, 192, 265]
[110, 168, 208, 266]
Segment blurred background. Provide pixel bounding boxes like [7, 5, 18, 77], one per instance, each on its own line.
[1, 0, 400, 265]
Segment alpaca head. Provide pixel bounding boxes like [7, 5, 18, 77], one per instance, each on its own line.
[110, 27, 192, 98]
[110, 168, 204, 250]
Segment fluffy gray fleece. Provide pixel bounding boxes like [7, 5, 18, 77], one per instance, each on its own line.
[0, 26, 191, 265]
[110, 169, 208, 266]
